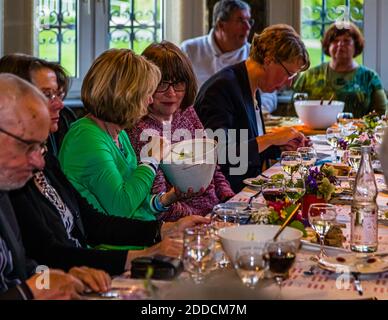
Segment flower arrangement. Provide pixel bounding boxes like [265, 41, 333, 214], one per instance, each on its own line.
[250, 202, 307, 236]
[305, 166, 337, 201]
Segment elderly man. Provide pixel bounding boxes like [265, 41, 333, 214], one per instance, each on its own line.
[181, 0, 277, 113]
[0, 74, 110, 300]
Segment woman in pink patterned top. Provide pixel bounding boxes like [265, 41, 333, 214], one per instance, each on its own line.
[127, 41, 234, 221]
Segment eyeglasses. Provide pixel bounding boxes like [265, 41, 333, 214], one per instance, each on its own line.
[275, 58, 299, 80]
[42, 90, 65, 102]
[0, 127, 47, 156]
[155, 81, 186, 93]
[232, 17, 255, 27]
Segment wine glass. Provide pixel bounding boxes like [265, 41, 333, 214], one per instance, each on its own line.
[182, 226, 215, 284]
[264, 240, 297, 298]
[280, 151, 302, 178]
[261, 180, 286, 204]
[326, 127, 342, 163]
[297, 147, 317, 176]
[347, 146, 362, 175]
[374, 125, 386, 145]
[234, 246, 267, 289]
[285, 177, 306, 204]
[210, 208, 239, 268]
[337, 112, 354, 132]
[308, 204, 337, 259]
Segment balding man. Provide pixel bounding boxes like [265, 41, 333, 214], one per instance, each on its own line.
[0, 74, 109, 300]
[181, 0, 278, 113]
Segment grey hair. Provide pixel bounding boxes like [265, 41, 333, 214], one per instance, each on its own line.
[212, 0, 250, 28]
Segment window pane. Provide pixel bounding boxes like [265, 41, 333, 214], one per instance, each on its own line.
[109, 0, 163, 53]
[301, 0, 364, 68]
[36, 0, 77, 77]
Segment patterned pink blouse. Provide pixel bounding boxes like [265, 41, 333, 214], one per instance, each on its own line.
[127, 106, 235, 221]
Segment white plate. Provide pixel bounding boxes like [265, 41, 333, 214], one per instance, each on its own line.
[318, 253, 388, 274]
[243, 177, 268, 188]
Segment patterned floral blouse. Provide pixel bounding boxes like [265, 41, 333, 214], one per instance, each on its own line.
[127, 106, 235, 221]
[293, 63, 387, 118]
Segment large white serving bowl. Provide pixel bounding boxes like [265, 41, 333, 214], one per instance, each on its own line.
[159, 138, 217, 193]
[294, 100, 345, 129]
[218, 224, 303, 263]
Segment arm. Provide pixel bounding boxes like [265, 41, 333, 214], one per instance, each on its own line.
[371, 89, 387, 116]
[59, 126, 156, 218]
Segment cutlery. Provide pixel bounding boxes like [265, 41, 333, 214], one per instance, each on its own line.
[352, 272, 363, 296]
[241, 189, 262, 212]
[303, 264, 317, 276]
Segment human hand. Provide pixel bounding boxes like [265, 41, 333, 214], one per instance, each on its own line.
[269, 127, 304, 146]
[68, 266, 111, 293]
[146, 237, 183, 259]
[161, 215, 211, 239]
[26, 269, 84, 300]
[144, 135, 171, 163]
[280, 134, 311, 151]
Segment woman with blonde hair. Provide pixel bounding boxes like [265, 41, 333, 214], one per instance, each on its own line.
[59, 49, 184, 249]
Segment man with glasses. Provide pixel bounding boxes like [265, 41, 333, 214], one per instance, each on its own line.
[180, 1, 278, 113]
[0, 74, 111, 299]
[195, 24, 311, 192]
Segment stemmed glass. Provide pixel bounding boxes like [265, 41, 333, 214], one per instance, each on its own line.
[297, 147, 317, 176]
[234, 246, 267, 289]
[210, 208, 239, 268]
[337, 112, 354, 132]
[284, 177, 306, 204]
[264, 240, 297, 298]
[326, 127, 342, 163]
[261, 180, 286, 204]
[374, 125, 386, 145]
[280, 151, 302, 178]
[182, 226, 215, 284]
[308, 204, 337, 259]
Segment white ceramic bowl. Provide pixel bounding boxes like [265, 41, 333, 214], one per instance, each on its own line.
[294, 100, 345, 129]
[159, 138, 217, 193]
[218, 224, 303, 262]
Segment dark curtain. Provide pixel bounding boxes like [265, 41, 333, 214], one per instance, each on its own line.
[206, 0, 268, 42]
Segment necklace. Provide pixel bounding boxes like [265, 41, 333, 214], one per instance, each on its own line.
[103, 121, 126, 156]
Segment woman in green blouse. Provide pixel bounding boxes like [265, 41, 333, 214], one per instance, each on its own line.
[293, 22, 387, 118]
[59, 49, 183, 229]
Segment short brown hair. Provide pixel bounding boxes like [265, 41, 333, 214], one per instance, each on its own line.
[81, 48, 161, 128]
[0, 53, 70, 95]
[322, 22, 364, 57]
[250, 24, 310, 71]
[142, 41, 197, 110]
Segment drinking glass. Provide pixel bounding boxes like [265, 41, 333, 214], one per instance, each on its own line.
[234, 246, 267, 289]
[182, 226, 215, 284]
[210, 208, 239, 268]
[285, 177, 306, 204]
[347, 146, 362, 174]
[261, 180, 285, 204]
[337, 112, 354, 131]
[374, 125, 386, 145]
[308, 204, 337, 259]
[297, 147, 317, 176]
[326, 127, 342, 163]
[280, 151, 302, 178]
[264, 240, 297, 298]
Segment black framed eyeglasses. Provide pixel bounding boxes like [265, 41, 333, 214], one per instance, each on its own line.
[275, 58, 298, 80]
[155, 81, 186, 93]
[0, 127, 47, 156]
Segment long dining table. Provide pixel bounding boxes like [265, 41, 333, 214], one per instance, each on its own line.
[89, 133, 388, 301]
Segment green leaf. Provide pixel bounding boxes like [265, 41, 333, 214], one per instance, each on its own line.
[289, 220, 307, 237]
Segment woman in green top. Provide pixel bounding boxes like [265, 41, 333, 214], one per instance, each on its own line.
[59, 49, 184, 222]
[293, 22, 387, 118]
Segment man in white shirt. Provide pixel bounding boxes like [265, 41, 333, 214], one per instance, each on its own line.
[181, 0, 277, 113]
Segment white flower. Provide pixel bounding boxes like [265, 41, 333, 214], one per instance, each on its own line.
[250, 207, 272, 225]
